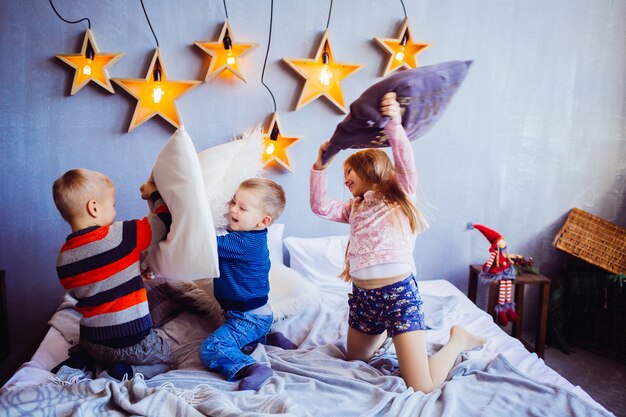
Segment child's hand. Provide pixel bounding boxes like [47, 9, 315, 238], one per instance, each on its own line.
[313, 141, 335, 171]
[140, 181, 157, 200]
[141, 267, 155, 280]
[380, 92, 402, 124]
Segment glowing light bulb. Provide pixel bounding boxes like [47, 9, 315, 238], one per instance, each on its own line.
[223, 34, 236, 65]
[394, 47, 405, 62]
[395, 33, 408, 62]
[319, 65, 333, 86]
[319, 51, 333, 86]
[151, 64, 165, 104]
[152, 83, 164, 103]
[266, 127, 279, 154]
[226, 49, 235, 66]
[82, 59, 92, 75]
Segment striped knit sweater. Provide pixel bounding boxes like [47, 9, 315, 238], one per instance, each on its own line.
[56, 193, 171, 347]
[214, 229, 270, 312]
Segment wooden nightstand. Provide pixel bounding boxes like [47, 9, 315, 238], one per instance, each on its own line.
[467, 264, 551, 358]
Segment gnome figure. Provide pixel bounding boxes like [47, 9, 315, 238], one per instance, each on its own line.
[467, 223, 518, 326]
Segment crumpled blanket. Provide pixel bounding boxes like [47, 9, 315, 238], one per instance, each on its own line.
[0, 350, 613, 417]
[1, 279, 614, 417]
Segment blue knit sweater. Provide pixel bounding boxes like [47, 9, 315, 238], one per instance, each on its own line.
[214, 229, 270, 311]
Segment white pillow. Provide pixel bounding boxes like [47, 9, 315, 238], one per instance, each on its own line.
[269, 262, 319, 321]
[146, 127, 219, 281]
[284, 235, 351, 291]
[267, 223, 285, 265]
[198, 127, 265, 232]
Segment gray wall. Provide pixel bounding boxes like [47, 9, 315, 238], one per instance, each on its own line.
[1, 0, 625, 380]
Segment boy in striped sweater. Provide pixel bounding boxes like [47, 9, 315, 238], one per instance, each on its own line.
[52, 168, 174, 380]
[199, 178, 297, 391]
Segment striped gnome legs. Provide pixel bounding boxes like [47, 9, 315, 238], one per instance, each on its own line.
[466, 222, 518, 326]
[494, 279, 518, 326]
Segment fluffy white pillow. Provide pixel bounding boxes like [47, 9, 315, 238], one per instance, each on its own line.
[194, 224, 317, 322]
[284, 235, 351, 292]
[146, 127, 219, 281]
[269, 262, 319, 321]
[198, 127, 265, 232]
[267, 224, 318, 321]
[191, 262, 318, 323]
[268, 223, 285, 265]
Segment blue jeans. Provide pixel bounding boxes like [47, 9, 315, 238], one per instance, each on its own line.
[199, 310, 273, 381]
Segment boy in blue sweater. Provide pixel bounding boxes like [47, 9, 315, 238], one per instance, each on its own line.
[199, 178, 296, 391]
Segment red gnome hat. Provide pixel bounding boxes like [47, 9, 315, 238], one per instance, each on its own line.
[466, 223, 503, 251]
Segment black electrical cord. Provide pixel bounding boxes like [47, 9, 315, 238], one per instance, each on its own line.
[140, 0, 159, 47]
[325, 0, 334, 30]
[223, 0, 229, 19]
[260, 0, 277, 113]
[48, 0, 91, 29]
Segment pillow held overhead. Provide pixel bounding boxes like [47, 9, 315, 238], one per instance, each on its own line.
[145, 126, 219, 281]
[322, 60, 473, 164]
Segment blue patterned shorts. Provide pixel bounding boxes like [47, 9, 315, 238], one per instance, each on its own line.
[348, 274, 426, 337]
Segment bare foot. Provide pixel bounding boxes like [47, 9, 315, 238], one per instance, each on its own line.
[450, 325, 487, 351]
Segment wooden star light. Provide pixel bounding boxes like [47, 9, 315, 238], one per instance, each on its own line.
[374, 18, 430, 77]
[194, 20, 258, 82]
[282, 30, 363, 113]
[262, 112, 301, 172]
[113, 48, 200, 132]
[56, 29, 124, 95]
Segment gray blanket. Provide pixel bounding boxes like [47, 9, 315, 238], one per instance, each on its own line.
[0, 350, 613, 417]
[0, 280, 614, 417]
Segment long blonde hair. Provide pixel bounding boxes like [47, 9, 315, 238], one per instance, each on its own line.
[338, 149, 428, 282]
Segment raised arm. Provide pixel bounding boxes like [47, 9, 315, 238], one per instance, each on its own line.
[310, 141, 351, 223]
[380, 92, 417, 196]
[136, 181, 172, 250]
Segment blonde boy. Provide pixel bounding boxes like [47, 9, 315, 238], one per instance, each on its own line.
[199, 178, 296, 391]
[52, 168, 173, 380]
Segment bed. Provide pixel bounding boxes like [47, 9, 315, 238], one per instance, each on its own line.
[0, 230, 615, 417]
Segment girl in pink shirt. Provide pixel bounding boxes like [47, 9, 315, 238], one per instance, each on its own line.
[310, 92, 486, 393]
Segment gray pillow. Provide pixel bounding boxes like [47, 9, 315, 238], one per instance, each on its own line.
[322, 60, 473, 164]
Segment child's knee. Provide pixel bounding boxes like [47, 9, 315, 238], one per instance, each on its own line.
[199, 335, 224, 365]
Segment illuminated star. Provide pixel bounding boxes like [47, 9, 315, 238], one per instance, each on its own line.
[113, 48, 201, 132]
[374, 18, 430, 77]
[262, 112, 301, 172]
[56, 29, 124, 95]
[282, 30, 364, 114]
[194, 20, 258, 82]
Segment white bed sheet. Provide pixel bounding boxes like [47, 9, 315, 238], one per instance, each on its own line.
[1, 279, 607, 415]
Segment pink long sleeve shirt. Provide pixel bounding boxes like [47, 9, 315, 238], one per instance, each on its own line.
[310, 121, 418, 274]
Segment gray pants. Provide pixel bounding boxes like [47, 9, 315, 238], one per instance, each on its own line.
[81, 329, 174, 379]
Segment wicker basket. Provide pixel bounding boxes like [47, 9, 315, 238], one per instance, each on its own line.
[553, 208, 626, 275]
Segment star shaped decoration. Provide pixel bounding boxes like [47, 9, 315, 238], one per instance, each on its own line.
[282, 30, 364, 114]
[261, 112, 301, 172]
[374, 18, 430, 77]
[113, 48, 201, 132]
[55, 29, 125, 95]
[194, 20, 258, 82]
